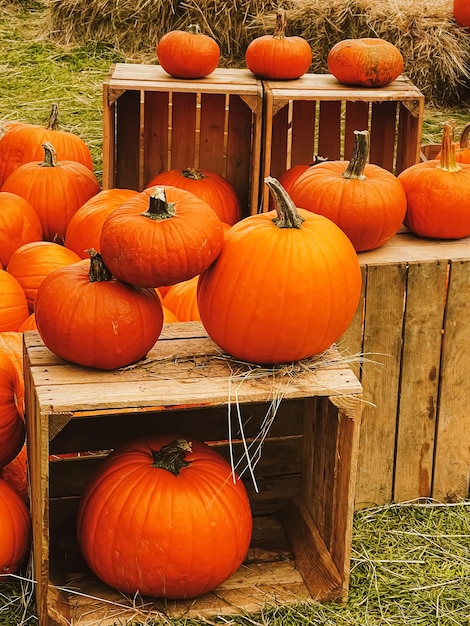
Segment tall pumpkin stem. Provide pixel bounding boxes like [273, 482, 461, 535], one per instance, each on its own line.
[438, 121, 461, 172]
[273, 8, 287, 39]
[87, 248, 113, 282]
[41, 142, 58, 168]
[143, 187, 177, 220]
[342, 130, 369, 180]
[46, 103, 60, 131]
[265, 176, 305, 228]
[182, 167, 205, 180]
[151, 439, 192, 475]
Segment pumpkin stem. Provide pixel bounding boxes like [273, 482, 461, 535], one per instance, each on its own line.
[46, 103, 60, 131]
[273, 8, 287, 39]
[87, 248, 113, 282]
[143, 187, 177, 220]
[181, 167, 206, 180]
[437, 121, 460, 173]
[265, 176, 305, 229]
[186, 24, 202, 35]
[342, 130, 369, 180]
[151, 439, 192, 475]
[41, 142, 58, 168]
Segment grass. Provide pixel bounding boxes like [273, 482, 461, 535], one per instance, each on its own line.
[0, 2, 469, 625]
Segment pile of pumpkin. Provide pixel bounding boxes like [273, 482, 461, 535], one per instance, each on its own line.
[1, 16, 470, 600]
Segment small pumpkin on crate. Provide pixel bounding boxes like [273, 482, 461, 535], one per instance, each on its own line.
[327, 37, 404, 87]
[398, 120, 470, 239]
[287, 130, 407, 252]
[157, 24, 220, 79]
[197, 177, 362, 365]
[77, 435, 253, 599]
[245, 8, 312, 80]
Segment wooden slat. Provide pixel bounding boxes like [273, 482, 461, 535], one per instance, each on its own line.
[170, 91, 197, 169]
[291, 99, 317, 165]
[369, 101, 398, 171]
[143, 90, 170, 186]
[344, 101, 369, 160]
[317, 101, 342, 160]
[114, 89, 141, 190]
[198, 93, 227, 176]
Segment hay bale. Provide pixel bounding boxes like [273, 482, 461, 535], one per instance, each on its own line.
[46, 0, 470, 105]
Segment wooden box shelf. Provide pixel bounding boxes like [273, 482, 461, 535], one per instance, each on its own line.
[260, 73, 424, 211]
[24, 322, 363, 626]
[102, 64, 263, 217]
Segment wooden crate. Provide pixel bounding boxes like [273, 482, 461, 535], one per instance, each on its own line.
[260, 74, 424, 211]
[24, 322, 363, 626]
[102, 64, 263, 217]
[340, 232, 470, 509]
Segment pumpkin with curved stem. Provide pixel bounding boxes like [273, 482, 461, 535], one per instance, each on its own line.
[245, 8, 312, 80]
[0, 270, 29, 332]
[198, 177, 362, 365]
[77, 435, 252, 599]
[100, 186, 225, 288]
[0, 478, 31, 575]
[146, 168, 241, 225]
[7, 241, 81, 312]
[1, 142, 100, 244]
[0, 103, 93, 185]
[65, 188, 139, 259]
[288, 130, 407, 252]
[0, 351, 25, 467]
[0, 192, 43, 267]
[34, 250, 164, 370]
[157, 24, 220, 79]
[398, 121, 470, 239]
[327, 38, 404, 87]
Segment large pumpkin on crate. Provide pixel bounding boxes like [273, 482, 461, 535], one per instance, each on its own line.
[198, 177, 362, 365]
[77, 435, 253, 599]
[0, 478, 31, 575]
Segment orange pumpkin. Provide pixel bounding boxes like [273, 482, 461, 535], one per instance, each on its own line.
[18, 313, 37, 332]
[0, 351, 25, 467]
[0, 270, 29, 332]
[0, 478, 31, 575]
[0, 331, 23, 377]
[327, 38, 404, 87]
[245, 8, 312, 80]
[0, 191, 43, 267]
[7, 241, 81, 312]
[0, 444, 28, 505]
[163, 275, 201, 322]
[454, 0, 470, 27]
[157, 24, 220, 79]
[1, 142, 100, 244]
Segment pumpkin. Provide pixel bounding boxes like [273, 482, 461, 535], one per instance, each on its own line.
[157, 24, 220, 79]
[270, 156, 329, 210]
[454, 0, 470, 28]
[398, 121, 470, 239]
[65, 188, 139, 259]
[18, 313, 37, 332]
[0, 351, 25, 467]
[146, 168, 242, 225]
[163, 275, 201, 322]
[0, 478, 31, 574]
[0, 103, 93, 185]
[245, 8, 312, 80]
[100, 186, 225, 288]
[0, 444, 28, 505]
[162, 306, 180, 324]
[1, 142, 100, 244]
[0, 331, 23, 377]
[435, 121, 470, 164]
[35, 250, 164, 370]
[288, 130, 407, 251]
[327, 38, 404, 87]
[77, 435, 252, 599]
[7, 241, 81, 311]
[0, 192, 43, 267]
[0, 270, 29, 332]
[197, 177, 362, 365]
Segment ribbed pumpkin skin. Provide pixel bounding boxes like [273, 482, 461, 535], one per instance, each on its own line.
[35, 258, 164, 370]
[146, 169, 242, 225]
[198, 206, 362, 364]
[0, 478, 31, 574]
[0, 331, 23, 377]
[65, 188, 139, 259]
[77, 435, 253, 599]
[100, 187, 225, 288]
[0, 270, 29, 332]
[0, 352, 25, 468]
[327, 38, 404, 87]
[288, 161, 407, 252]
[7, 241, 81, 311]
[0, 444, 28, 505]
[0, 192, 43, 267]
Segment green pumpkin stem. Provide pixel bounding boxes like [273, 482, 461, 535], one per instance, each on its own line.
[438, 121, 460, 173]
[342, 130, 369, 181]
[143, 187, 177, 220]
[265, 176, 305, 229]
[46, 103, 60, 131]
[273, 8, 287, 39]
[151, 439, 192, 475]
[86, 248, 113, 282]
[41, 142, 58, 168]
[181, 167, 205, 180]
